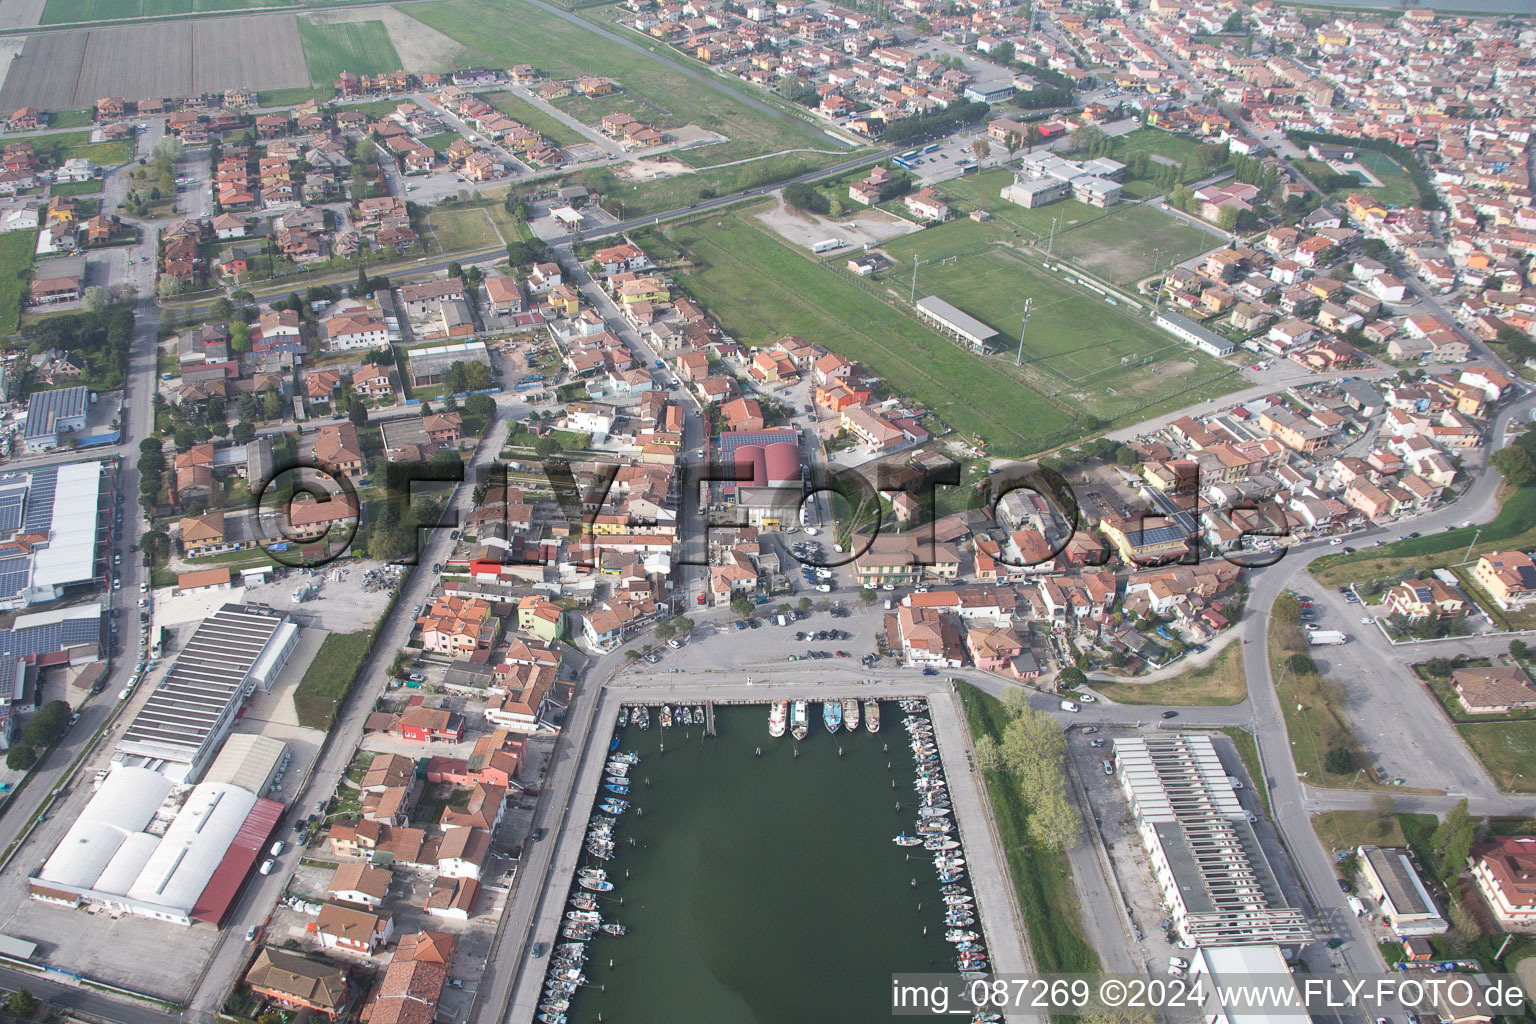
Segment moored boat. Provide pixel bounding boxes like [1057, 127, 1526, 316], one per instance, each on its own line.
[635, 705, 650, 729]
[601, 923, 628, 936]
[769, 700, 787, 739]
[822, 701, 841, 734]
[893, 833, 922, 846]
[661, 705, 673, 728]
[865, 700, 880, 733]
[791, 701, 809, 741]
[617, 706, 628, 727]
[603, 784, 629, 796]
[843, 698, 859, 731]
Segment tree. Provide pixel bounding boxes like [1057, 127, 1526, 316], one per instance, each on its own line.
[1512, 640, 1529, 662]
[349, 400, 369, 427]
[263, 389, 282, 420]
[443, 362, 468, 396]
[21, 700, 70, 749]
[1323, 745, 1356, 774]
[447, 261, 463, 279]
[859, 586, 877, 605]
[5, 746, 35, 771]
[1069, 124, 1104, 153]
[974, 734, 1002, 773]
[465, 361, 492, 391]
[534, 435, 563, 457]
[1057, 666, 1087, 691]
[1491, 445, 1536, 487]
[1285, 653, 1316, 676]
[1371, 793, 1397, 840]
[157, 275, 183, 300]
[1028, 788, 1081, 852]
[1222, 10, 1244, 31]
[231, 420, 255, 444]
[730, 595, 753, 617]
[1217, 205, 1239, 232]
[173, 424, 197, 451]
[971, 136, 990, 163]
[798, 596, 812, 611]
[463, 393, 495, 431]
[229, 319, 252, 355]
[783, 181, 830, 215]
[654, 620, 677, 641]
[1001, 685, 1030, 718]
[6, 989, 38, 1017]
[1432, 799, 1472, 855]
[81, 285, 108, 312]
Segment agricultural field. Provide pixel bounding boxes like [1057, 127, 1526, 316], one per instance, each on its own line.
[639, 206, 1077, 458]
[486, 91, 587, 149]
[297, 17, 402, 85]
[0, 232, 37, 337]
[938, 168, 1218, 284]
[0, 15, 308, 111]
[428, 207, 504, 251]
[40, 0, 298, 23]
[404, 0, 838, 167]
[551, 89, 670, 132]
[877, 218, 1236, 422]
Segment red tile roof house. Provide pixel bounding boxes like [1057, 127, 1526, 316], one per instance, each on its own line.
[314, 902, 393, 956]
[361, 930, 454, 1024]
[392, 707, 466, 744]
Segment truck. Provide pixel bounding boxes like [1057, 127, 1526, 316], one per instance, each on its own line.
[1307, 630, 1348, 646]
[811, 238, 844, 254]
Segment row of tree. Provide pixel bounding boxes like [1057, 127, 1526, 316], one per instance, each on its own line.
[973, 689, 1081, 852]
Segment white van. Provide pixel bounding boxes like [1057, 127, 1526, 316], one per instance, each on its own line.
[1059, 700, 1080, 713]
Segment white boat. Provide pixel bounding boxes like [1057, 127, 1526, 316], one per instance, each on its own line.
[925, 837, 961, 851]
[791, 701, 809, 741]
[893, 833, 922, 846]
[918, 806, 952, 817]
[769, 700, 787, 739]
[865, 700, 880, 733]
[842, 698, 859, 731]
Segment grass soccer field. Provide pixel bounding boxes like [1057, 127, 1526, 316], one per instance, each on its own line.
[876, 219, 1234, 419]
[640, 207, 1079, 457]
[428, 207, 504, 251]
[404, 0, 836, 167]
[936, 169, 1218, 285]
[298, 18, 402, 86]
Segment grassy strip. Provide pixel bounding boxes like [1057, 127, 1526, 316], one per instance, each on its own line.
[1455, 722, 1536, 793]
[1311, 809, 1409, 857]
[958, 682, 1098, 973]
[0, 231, 36, 337]
[48, 178, 104, 196]
[1095, 642, 1246, 706]
[294, 631, 372, 729]
[1309, 484, 1536, 588]
[1211, 725, 1270, 818]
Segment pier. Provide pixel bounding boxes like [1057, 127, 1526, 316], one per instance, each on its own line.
[704, 701, 716, 736]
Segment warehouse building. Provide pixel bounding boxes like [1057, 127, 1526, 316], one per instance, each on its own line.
[0, 462, 110, 610]
[1113, 734, 1312, 946]
[408, 341, 493, 388]
[28, 766, 283, 926]
[21, 386, 89, 452]
[916, 297, 1000, 352]
[117, 605, 298, 783]
[202, 733, 289, 799]
[1356, 845, 1446, 936]
[1155, 310, 1237, 357]
[1190, 945, 1310, 1024]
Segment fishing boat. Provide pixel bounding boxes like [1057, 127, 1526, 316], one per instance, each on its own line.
[604, 775, 629, 787]
[609, 736, 620, 752]
[842, 698, 859, 731]
[617, 706, 629, 727]
[603, 784, 629, 796]
[566, 910, 601, 924]
[946, 930, 979, 943]
[598, 802, 627, 816]
[537, 1013, 568, 1024]
[941, 884, 967, 896]
[680, 706, 692, 726]
[865, 700, 880, 733]
[822, 701, 841, 734]
[611, 752, 639, 765]
[927, 838, 961, 853]
[541, 999, 571, 1015]
[694, 705, 704, 721]
[570, 894, 598, 911]
[601, 923, 628, 936]
[635, 705, 650, 729]
[918, 806, 952, 818]
[578, 878, 614, 893]
[893, 833, 923, 846]
[791, 701, 809, 741]
[943, 894, 974, 905]
[769, 700, 787, 738]
[661, 705, 673, 728]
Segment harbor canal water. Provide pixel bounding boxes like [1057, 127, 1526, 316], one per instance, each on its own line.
[557, 700, 962, 1022]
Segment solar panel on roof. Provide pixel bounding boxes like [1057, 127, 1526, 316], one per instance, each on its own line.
[0, 555, 29, 600]
[0, 493, 22, 534]
[22, 469, 57, 532]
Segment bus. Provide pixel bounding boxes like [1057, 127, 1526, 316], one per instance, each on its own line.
[921, 143, 940, 154]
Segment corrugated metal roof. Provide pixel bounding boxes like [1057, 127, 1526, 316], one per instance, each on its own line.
[191, 796, 283, 925]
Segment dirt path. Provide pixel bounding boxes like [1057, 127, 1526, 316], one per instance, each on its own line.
[306, 6, 463, 70]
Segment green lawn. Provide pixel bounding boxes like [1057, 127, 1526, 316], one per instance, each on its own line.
[428, 207, 504, 251]
[959, 682, 1098, 974]
[550, 89, 668, 131]
[1095, 642, 1246, 705]
[877, 218, 1236, 421]
[1456, 722, 1536, 794]
[297, 17, 403, 86]
[937, 168, 1217, 284]
[402, 0, 835, 167]
[1311, 809, 1409, 857]
[641, 207, 1077, 457]
[258, 86, 338, 108]
[419, 131, 462, 153]
[1310, 484, 1536, 588]
[0, 231, 36, 337]
[16, 130, 134, 168]
[294, 631, 372, 730]
[1110, 127, 1226, 182]
[569, 150, 855, 219]
[1296, 150, 1418, 208]
[485, 91, 587, 149]
[48, 179, 103, 197]
[49, 109, 94, 129]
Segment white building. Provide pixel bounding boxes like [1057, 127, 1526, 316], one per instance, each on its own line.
[1356, 845, 1447, 936]
[1113, 734, 1312, 946]
[1190, 945, 1311, 1024]
[1155, 310, 1236, 357]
